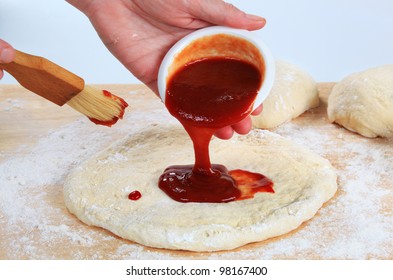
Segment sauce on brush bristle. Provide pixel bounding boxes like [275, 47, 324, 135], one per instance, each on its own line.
[66, 86, 128, 127]
[88, 90, 128, 127]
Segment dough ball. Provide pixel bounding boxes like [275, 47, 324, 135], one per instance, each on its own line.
[252, 61, 319, 129]
[327, 65, 393, 138]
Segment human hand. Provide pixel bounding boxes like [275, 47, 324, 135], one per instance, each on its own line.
[214, 104, 263, 139]
[67, 0, 266, 138]
[0, 39, 15, 79]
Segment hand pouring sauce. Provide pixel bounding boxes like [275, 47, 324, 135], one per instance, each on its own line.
[158, 30, 274, 203]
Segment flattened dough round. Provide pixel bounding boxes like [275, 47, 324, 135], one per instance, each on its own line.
[252, 61, 319, 129]
[64, 127, 337, 252]
[328, 65, 393, 138]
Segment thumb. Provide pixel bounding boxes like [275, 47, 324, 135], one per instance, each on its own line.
[0, 39, 15, 63]
[189, 0, 266, 30]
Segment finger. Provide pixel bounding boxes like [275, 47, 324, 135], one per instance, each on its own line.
[232, 116, 252, 135]
[0, 39, 15, 63]
[189, 0, 266, 31]
[147, 80, 160, 97]
[0, 69, 3, 79]
[190, 0, 266, 30]
[214, 126, 234, 140]
[251, 104, 263, 116]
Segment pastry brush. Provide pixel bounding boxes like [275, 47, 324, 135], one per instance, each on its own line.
[0, 49, 128, 126]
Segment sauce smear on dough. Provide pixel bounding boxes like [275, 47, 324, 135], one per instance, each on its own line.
[159, 57, 274, 203]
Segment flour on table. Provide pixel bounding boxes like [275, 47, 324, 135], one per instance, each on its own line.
[0, 98, 24, 111]
[1, 92, 392, 259]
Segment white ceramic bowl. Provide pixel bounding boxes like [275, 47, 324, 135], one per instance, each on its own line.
[157, 26, 275, 111]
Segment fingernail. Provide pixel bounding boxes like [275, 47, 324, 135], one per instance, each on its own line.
[246, 14, 266, 23]
[0, 48, 14, 63]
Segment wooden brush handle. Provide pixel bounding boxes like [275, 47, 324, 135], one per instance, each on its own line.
[0, 50, 84, 106]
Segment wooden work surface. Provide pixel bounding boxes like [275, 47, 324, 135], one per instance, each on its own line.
[0, 83, 392, 259]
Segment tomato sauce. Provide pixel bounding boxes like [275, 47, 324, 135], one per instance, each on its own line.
[159, 57, 273, 203]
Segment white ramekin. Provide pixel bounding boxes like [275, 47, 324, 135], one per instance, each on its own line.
[157, 26, 275, 111]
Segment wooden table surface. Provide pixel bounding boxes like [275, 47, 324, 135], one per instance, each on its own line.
[1, 83, 392, 259]
[0, 84, 147, 158]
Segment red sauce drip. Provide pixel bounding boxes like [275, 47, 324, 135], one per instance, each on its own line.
[128, 190, 142, 201]
[88, 90, 129, 127]
[159, 57, 274, 203]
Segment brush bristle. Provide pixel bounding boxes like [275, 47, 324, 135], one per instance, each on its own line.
[66, 86, 128, 127]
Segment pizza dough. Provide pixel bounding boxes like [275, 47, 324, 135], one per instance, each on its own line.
[327, 65, 393, 138]
[64, 126, 337, 252]
[252, 61, 319, 129]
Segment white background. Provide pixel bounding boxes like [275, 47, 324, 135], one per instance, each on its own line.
[1, 0, 393, 85]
